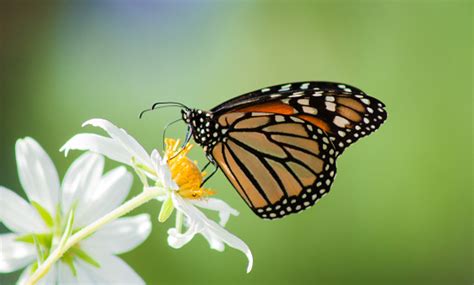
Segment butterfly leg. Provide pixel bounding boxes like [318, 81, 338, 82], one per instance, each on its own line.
[200, 158, 218, 187]
[201, 160, 212, 172]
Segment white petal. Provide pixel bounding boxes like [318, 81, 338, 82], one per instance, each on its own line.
[201, 229, 225, 252]
[0, 186, 47, 233]
[151, 150, 178, 190]
[0, 233, 36, 273]
[150, 149, 164, 165]
[56, 262, 76, 284]
[191, 198, 239, 226]
[16, 265, 32, 285]
[61, 152, 104, 216]
[74, 261, 96, 284]
[61, 133, 132, 166]
[83, 119, 152, 170]
[76, 254, 145, 285]
[15, 137, 60, 215]
[171, 193, 253, 273]
[199, 217, 253, 273]
[81, 214, 151, 255]
[167, 223, 200, 249]
[75, 166, 132, 226]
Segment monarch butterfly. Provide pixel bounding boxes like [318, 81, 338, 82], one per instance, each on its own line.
[143, 81, 387, 219]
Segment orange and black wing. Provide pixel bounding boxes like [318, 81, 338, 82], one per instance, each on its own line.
[211, 81, 387, 154]
[211, 113, 337, 219]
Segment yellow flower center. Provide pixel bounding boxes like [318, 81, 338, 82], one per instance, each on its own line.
[164, 138, 215, 199]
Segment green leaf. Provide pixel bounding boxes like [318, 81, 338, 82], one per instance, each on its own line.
[158, 195, 174, 223]
[55, 204, 62, 236]
[16, 233, 52, 247]
[30, 261, 38, 273]
[58, 208, 75, 250]
[131, 156, 156, 176]
[62, 253, 77, 276]
[31, 201, 54, 228]
[131, 157, 150, 187]
[70, 247, 101, 268]
[32, 234, 45, 263]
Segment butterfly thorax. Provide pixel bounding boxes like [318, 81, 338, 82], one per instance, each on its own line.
[182, 108, 221, 153]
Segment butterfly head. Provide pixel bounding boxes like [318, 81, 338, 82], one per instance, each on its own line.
[182, 108, 220, 151]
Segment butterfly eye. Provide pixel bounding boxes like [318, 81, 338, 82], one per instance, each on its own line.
[181, 109, 191, 122]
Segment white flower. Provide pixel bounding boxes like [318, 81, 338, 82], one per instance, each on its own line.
[61, 118, 253, 273]
[0, 137, 151, 284]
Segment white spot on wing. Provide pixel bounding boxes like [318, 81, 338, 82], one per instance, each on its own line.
[334, 116, 350, 128]
[302, 106, 318, 114]
[275, 115, 285, 122]
[280, 84, 291, 91]
[298, 98, 310, 105]
[289, 91, 304, 98]
[325, 102, 336, 112]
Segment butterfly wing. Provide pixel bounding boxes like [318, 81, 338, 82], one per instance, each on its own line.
[211, 113, 337, 219]
[212, 81, 387, 154]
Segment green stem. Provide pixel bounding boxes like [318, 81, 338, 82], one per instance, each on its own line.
[25, 187, 165, 285]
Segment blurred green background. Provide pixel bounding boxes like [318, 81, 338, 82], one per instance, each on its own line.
[0, 1, 472, 284]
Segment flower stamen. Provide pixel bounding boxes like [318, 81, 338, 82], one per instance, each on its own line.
[164, 138, 215, 199]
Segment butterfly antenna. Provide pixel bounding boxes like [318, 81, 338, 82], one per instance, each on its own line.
[139, 101, 189, 119]
[162, 118, 183, 150]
